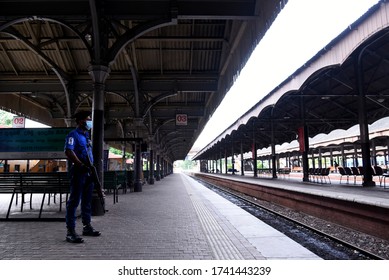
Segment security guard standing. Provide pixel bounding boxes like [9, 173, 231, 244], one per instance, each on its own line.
[64, 111, 101, 243]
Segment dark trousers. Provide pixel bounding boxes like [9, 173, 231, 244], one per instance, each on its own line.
[66, 169, 94, 229]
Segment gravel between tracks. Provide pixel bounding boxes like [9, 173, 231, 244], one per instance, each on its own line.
[241, 193, 389, 259]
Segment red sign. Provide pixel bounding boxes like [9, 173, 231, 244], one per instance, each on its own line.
[12, 116, 25, 128]
[176, 114, 187, 126]
[297, 127, 305, 152]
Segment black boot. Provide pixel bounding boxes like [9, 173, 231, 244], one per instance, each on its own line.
[66, 228, 84, 243]
[82, 224, 101, 236]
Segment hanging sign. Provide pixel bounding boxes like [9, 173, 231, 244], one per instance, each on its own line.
[12, 116, 25, 128]
[176, 114, 188, 126]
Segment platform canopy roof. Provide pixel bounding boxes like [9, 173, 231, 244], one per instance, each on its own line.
[0, 0, 287, 161]
[194, 1, 389, 160]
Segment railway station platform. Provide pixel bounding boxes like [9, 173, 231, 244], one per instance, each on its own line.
[0, 172, 321, 260]
[192, 170, 389, 243]
[205, 171, 389, 208]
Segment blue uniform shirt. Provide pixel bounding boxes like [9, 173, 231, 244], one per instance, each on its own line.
[64, 127, 94, 165]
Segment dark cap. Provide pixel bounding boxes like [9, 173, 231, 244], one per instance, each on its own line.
[73, 110, 91, 122]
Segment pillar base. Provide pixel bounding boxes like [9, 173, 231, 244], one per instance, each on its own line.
[362, 181, 376, 187]
[134, 181, 142, 192]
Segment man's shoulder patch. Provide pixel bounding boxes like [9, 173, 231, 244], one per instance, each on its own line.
[67, 137, 74, 146]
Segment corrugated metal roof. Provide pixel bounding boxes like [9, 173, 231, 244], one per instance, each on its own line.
[0, 0, 287, 161]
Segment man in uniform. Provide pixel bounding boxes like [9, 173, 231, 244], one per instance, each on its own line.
[64, 110, 101, 243]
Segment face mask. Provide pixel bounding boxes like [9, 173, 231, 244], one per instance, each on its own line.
[85, 120, 93, 130]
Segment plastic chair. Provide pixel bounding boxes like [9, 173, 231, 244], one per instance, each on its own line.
[351, 167, 362, 184]
[338, 166, 349, 184]
[314, 168, 321, 183]
[344, 167, 353, 184]
[308, 168, 314, 182]
[373, 166, 384, 186]
[321, 167, 331, 184]
[373, 166, 389, 188]
[383, 173, 389, 189]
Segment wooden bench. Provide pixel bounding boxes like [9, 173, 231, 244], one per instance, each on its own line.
[126, 171, 134, 192]
[0, 172, 70, 219]
[20, 172, 70, 211]
[103, 171, 123, 204]
[115, 171, 128, 194]
[0, 173, 22, 209]
[278, 167, 291, 178]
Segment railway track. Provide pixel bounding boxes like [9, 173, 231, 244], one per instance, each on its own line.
[191, 176, 385, 260]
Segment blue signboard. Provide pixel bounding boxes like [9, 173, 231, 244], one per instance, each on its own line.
[0, 128, 73, 159]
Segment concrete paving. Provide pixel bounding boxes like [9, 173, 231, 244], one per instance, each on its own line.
[0, 172, 321, 260]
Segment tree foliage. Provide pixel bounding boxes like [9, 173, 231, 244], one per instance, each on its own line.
[0, 110, 13, 126]
[177, 160, 197, 170]
[109, 147, 132, 158]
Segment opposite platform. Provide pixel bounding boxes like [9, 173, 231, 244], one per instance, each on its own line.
[202, 172, 389, 208]
[0, 172, 320, 260]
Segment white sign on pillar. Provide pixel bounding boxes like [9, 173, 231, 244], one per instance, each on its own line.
[176, 114, 187, 126]
[12, 116, 25, 128]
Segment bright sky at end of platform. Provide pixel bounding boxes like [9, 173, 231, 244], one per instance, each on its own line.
[191, 0, 380, 152]
[13, 115, 49, 128]
[25, 119, 50, 128]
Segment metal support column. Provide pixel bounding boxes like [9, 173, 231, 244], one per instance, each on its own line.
[386, 138, 389, 168]
[253, 142, 257, 177]
[219, 150, 223, 173]
[302, 125, 310, 182]
[354, 144, 359, 167]
[223, 149, 226, 174]
[271, 120, 277, 179]
[341, 146, 346, 167]
[299, 93, 310, 182]
[231, 144, 235, 175]
[134, 142, 142, 192]
[88, 64, 110, 216]
[356, 47, 375, 186]
[160, 157, 164, 179]
[318, 148, 322, 168]
[240, 141, 244, 176]
[149, 148, 154, 184]
[372, 140, 377, 166]
[156, 154, 161, 181]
